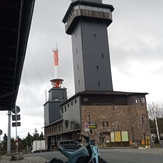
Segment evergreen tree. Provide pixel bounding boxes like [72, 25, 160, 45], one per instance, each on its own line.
[39, 131, 44, 140]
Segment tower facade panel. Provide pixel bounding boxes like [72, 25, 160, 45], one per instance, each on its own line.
[72, 18, 113, 93]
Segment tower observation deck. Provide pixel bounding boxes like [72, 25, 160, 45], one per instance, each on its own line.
[63, 0, 114, 93]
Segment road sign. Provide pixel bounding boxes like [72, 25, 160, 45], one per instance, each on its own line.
[11, 106, 20, 114]
[12, 115, 21, 121]
[89, 122, 97, 129]
[84, 122, 90, 132]
[12, 122, 21, 127]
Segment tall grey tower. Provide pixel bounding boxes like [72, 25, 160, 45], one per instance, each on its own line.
[63, 0, 114, 93]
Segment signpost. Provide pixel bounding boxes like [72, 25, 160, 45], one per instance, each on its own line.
[88, 122, 97, 129]
[12, 106, 21, 161]
[0, 129, 2, 154]
[84, 122, 90, 132]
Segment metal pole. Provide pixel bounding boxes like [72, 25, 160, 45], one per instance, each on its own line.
[7, 111, 11, 154]
[15, 106, 18, 161]
[0, 134, 1, 156]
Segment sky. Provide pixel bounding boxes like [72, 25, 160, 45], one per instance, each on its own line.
[0, 0, 163, 139]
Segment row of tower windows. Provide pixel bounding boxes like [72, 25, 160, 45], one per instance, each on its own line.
[66, 4, 111, 24]
[74, 5, 111, 14]
[77, 64, 104, 71]
[78, 79, 101, 88]
[62, 99, 77, 113]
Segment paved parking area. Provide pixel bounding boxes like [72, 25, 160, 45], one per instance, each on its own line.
[0, 155, 48, 163]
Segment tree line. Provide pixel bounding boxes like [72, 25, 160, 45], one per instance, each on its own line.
[0, 128, 44, 154]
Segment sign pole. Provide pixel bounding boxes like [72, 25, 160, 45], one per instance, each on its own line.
[7, 111, 11, 154]
[0, 129, 2, 156]
[15, 106, 18, 161]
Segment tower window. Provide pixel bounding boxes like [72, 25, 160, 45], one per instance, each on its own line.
[101, 54, 104, 59]
[141, 117, 144, 123]
[93, 34, 96, 38]
[96, 65, 99, 70]
[98, 81, 100, 87]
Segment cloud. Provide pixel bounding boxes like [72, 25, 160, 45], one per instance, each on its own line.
[1, 0, 163, 139]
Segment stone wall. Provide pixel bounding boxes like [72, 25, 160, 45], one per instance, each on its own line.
[80, 104, 150, 144]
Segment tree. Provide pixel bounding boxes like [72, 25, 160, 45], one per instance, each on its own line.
[1, 133, 7, 151]
[33, 128, 39, 141]
[39, 131, 44, 140]
[148, 102, 163, 143]
[26, 132, 33, 147]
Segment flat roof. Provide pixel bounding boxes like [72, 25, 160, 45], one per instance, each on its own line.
[61, 90, 148, 106]
[0, 0, 35, 110]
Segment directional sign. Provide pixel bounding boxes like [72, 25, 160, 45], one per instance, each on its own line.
[12, 122, 21, 127]
[12, 115, 21, 121]
[89, 122, 97, 129]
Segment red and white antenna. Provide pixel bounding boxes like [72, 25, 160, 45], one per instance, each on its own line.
[50, 45, 63, 88]
[53, 48, 59, 78]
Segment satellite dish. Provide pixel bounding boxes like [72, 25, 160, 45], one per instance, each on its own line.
[11, 106, 20, 114]
[0, 129, 2, 135]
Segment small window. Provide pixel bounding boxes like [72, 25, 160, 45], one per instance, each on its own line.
[102, 122, 105, 127]
[98, 81, 100, 87]
[64, 141, 69, 144]
[75, 99, 77, 103]
[96, 66, 99, 70]
[71, 101, 73, 105]
[141, 117, 144, 123]
[84, 98, 88, 101]
[90, 129, 93, 134]
[106, 122, 109, 127]
[141, 98, 145, 104]
[101, 54, 104, 59]
[93, 34, 96, 38]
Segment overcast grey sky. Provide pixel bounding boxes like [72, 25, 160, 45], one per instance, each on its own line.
[0, 0, 163, 138]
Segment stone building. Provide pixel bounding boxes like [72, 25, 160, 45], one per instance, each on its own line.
[44, 0, 151, 149]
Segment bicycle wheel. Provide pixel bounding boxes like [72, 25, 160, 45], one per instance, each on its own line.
[49, 158, 64, 163]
